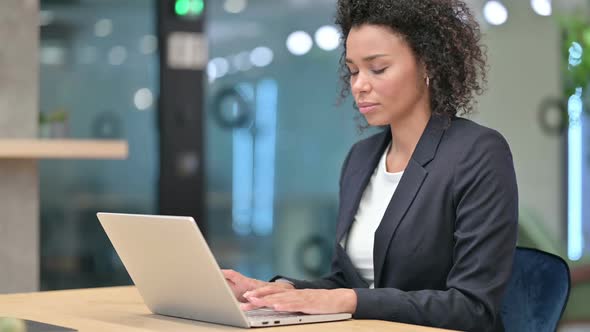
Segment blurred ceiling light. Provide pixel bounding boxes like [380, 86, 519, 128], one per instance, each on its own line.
[286, 31, 313, 56]
[39, 10, 54, 26]
[314, 25, 340, 51]
[108, 46, 127, 65]
[40, 46, 65, 66]
[207, 62, 217, 82]
[483, 1, 508, 26]
[95, 19, 113, 37]
[224, 0, 247, 14]
[140, 35, 158, 54]
[134, 88, 154, 111]
[208, 57, 230, 79]
[250, 46, 273, 67]
[531, 0, 552, 16]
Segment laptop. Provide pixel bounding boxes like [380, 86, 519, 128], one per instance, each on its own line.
[96, 212, 352, 328]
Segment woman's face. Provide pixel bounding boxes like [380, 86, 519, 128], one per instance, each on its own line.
[345, 24, 428, 126]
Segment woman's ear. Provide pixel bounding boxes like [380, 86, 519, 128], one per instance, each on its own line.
[420, 61, 429, 81]
[419, 62, 430, 88]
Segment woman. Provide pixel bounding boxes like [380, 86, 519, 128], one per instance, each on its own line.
[223, 0, 518, 331]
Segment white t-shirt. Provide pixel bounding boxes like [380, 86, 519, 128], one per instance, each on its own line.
[343, 143, 403, 288]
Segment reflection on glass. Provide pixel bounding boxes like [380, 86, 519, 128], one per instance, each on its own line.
[252, 79, 278, 236]
[232, 83, 255, 236]
[568, 86, 584, 261]
[567, 39, 585, 261]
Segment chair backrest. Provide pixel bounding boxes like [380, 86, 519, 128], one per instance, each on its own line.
[500, 247, 571, 332]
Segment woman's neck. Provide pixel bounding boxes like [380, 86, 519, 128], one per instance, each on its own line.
[386, 105, 431, 172]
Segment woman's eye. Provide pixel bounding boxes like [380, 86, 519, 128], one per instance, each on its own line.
[372, 67, 387, 74]
[348, 69, 359, 76]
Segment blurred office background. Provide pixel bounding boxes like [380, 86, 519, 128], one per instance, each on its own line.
[0, 0, 589, 330]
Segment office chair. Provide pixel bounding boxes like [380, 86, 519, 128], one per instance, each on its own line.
[500, 247, 571, 332]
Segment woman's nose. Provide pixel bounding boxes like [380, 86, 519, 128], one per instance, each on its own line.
[351, 72, 370, 94]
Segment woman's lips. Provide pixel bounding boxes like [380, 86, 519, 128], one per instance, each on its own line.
[358, 103, 379, 114]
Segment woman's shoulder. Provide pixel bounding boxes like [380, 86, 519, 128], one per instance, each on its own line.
[447, 116, 511, 151]
[449, 116, 500, 136]
[444, 117, 514, 174]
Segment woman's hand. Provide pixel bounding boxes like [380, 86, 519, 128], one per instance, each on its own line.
[221, 269, 269, 302]
[222, 270, 294, 302]
[241, 287, 357, 314]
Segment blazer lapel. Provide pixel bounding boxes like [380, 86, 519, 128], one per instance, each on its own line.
[336, 131, 390, 244]
[373, 115, 448, 287]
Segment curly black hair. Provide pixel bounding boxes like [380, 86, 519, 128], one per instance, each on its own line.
[336, 0, 487, 118]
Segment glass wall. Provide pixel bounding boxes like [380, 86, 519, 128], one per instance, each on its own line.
[204, 0, 373, 281]
[39, 0, 159, 289]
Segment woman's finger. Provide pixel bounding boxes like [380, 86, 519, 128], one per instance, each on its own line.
[240, 301, 264, 311]
[221, 269, 240, 282]
[243, 285, 290, 299]
[247, 292, 299, 310]
[247, 296, 277, 308]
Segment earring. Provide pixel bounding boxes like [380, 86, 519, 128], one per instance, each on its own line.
[426, 76, 430, 87]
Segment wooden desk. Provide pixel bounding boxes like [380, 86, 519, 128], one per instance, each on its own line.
[0, 286, 456, 331]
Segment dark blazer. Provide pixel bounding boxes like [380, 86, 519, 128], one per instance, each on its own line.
[281, 115, 518, 332]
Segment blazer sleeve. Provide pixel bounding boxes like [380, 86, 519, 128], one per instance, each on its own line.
[270, 143, 358, 289]
[353, 130, 518, 332]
